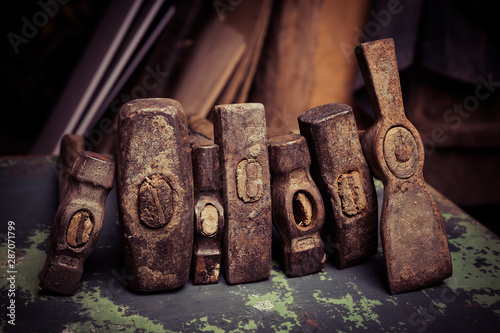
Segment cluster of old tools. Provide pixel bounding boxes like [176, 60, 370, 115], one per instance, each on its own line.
[39, 38, 452, 296]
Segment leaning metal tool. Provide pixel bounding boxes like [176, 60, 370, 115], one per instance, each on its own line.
[58, 134, 85, 199]
[268, 134, 325, 277]
[191, 143, 224, 284]
[39, 151, 115, 295]
[298, 103, 378, 269]
[116, 98, 194, 292]
[355, 38, 452, 294]
[213, 103, 272, 284]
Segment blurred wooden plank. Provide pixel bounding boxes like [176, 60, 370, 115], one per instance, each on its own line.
[235, 0, 273, 103]
[309, 0, 370, 110]
[250, 0, 323, 137]
[31, 0, 145, 154]
[217, 0, 273, 105]
[173, 17, 246, 118]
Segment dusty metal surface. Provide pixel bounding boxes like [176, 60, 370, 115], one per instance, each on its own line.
[116, 98, 193, 292]
[39, 151, 115, 295]
[268, 134, 325, 277]
[1, 156, 500, 332]
[355, 38, 452, 294]
[58, 134, 85, 199]
[213, 103, 272, 284]
[191, 143, 224, 285]
[298, 103, 378, 269]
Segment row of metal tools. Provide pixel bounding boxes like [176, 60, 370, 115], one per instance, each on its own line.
[39, 39, 452, 296]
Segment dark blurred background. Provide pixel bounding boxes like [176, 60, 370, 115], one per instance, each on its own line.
[1, 0, 499, 233]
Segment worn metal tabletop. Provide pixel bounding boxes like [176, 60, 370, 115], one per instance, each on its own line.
[1, 156, 499, 332]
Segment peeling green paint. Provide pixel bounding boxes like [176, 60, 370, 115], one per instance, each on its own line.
[181, 263, 304, 332]
[473, 294, 500, 308]
[445, 221, 500, 285]
[386, 298, 398, 306]
[0, 228, 50, 304]
[243, 267, 301, 332]
[69, 285, 170, 332]
[441, 211, 500, 314]
[238, 319, 258, 331]
[318, 271, 332, 282]
[2, 169, 500, 331]
[1, 227, 169, 332]
[197, 318, 224, 332]
[20, 230, 50, 301]
[431, 300, 447, 309]
[313, 284, 383, 329]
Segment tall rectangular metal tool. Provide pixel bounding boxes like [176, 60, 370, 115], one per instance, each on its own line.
[298, 103, 378, 269]
[116, 98, 193, 292]
[213, 103, 272, 284]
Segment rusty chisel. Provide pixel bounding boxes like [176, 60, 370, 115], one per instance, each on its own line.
[355, 38, 452, 294]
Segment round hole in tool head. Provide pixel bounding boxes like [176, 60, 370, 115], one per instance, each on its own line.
[201, 204, 219, 237]
[292, 191, 315, 228]
[67, 210, 93, 248]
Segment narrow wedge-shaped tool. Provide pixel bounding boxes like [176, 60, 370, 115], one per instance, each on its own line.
[40, 151, 115, 295]
[192, 143, 224, 284]
[268, 134, 325, 277]
[117, 98, 193, 292]
[298, 103, 378, 269]
[213, 103, 272, 284]
[355, 38, 452, 294]
[58, 134, 85, 199]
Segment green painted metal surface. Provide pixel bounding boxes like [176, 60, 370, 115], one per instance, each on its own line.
[1, 156, 499, 332]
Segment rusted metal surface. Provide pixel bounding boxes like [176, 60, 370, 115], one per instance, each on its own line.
[188, 130, 214, 147]
[213, 103, 272, 284]
[268, 134, 325, 277]
[58, 134, 85, 199]
[3, 156, 499, 332]
[191, 143, 224, 284]
[116, 98, 193, 292]
[298, 103, 378, 269]
[39, 151, 115, 295]
[355, 38, 452, 294]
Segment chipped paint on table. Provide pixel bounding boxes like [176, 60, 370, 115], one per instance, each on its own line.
[1, 156, 500, 332]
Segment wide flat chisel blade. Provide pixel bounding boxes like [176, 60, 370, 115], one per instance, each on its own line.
[355, 38, 452, 294]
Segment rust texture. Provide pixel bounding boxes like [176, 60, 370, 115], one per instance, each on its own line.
[116, 98, 193, 292]
[59, 134, 85, 199]
[39, 151, 115, 295]
[268, 134, 325, 277]
[298, 103, 378, 269]
[191, 143, 224, 285]
[355, 38, 452, 294]
[213, 103, 272, 284]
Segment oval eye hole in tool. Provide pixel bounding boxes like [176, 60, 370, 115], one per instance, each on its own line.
[67, 210, 93, 247]
[293, 191, 315, 228]
[201, 204, 219, 237]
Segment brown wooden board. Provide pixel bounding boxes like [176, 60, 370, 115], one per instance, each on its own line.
[173, 17, 246, 120]
[217, 0, 273, 105]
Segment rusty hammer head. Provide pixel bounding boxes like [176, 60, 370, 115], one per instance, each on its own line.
[268, 133, 326, 277]
[40, 151, 115, 295]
